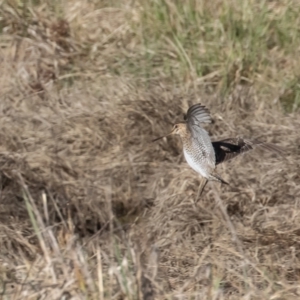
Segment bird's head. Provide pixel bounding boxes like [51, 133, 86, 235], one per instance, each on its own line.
[170, 123, 186, 136]
[152, 123, 186, 142]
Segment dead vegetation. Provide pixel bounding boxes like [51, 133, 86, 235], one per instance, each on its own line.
[0, 0, 300, 299]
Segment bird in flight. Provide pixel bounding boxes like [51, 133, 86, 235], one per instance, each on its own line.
[153, 103, 283, 197]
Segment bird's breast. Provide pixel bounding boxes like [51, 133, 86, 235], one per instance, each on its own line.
[183, 149, 210, 178]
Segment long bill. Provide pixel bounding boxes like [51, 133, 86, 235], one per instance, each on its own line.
[152, 132, 172, 142]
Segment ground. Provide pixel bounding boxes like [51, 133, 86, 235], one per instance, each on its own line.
[0, 0, 300, 299]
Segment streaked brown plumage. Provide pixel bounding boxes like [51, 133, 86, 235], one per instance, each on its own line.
[153, 103, 283, 196]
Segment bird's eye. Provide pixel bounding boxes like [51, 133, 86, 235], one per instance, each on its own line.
[174, 125, 178, 129]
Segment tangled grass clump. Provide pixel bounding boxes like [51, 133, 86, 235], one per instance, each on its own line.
[0, 1, 300, 299]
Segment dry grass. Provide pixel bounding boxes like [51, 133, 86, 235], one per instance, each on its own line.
[0, 0, 300, 299]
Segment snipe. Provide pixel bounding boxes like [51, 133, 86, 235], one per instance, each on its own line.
[153, 103, 283, 197]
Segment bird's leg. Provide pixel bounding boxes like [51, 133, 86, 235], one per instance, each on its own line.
[195, 178, 208, 203]
[199, 178, 208, 197]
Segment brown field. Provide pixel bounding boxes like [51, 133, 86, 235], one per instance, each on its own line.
[1, 0, 300, 299]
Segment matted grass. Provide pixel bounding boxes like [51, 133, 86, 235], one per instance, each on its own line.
[0, 0, 300, 299]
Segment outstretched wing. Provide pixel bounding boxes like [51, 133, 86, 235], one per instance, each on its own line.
[184, 103, 215, 166]
[184, 103, 212, 125]
[212, 138, 284, 165]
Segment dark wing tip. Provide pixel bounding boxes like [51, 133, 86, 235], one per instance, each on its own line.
[213, 137, 285, 165]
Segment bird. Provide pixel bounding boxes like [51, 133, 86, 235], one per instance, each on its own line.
[153, 103, 284, 198]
